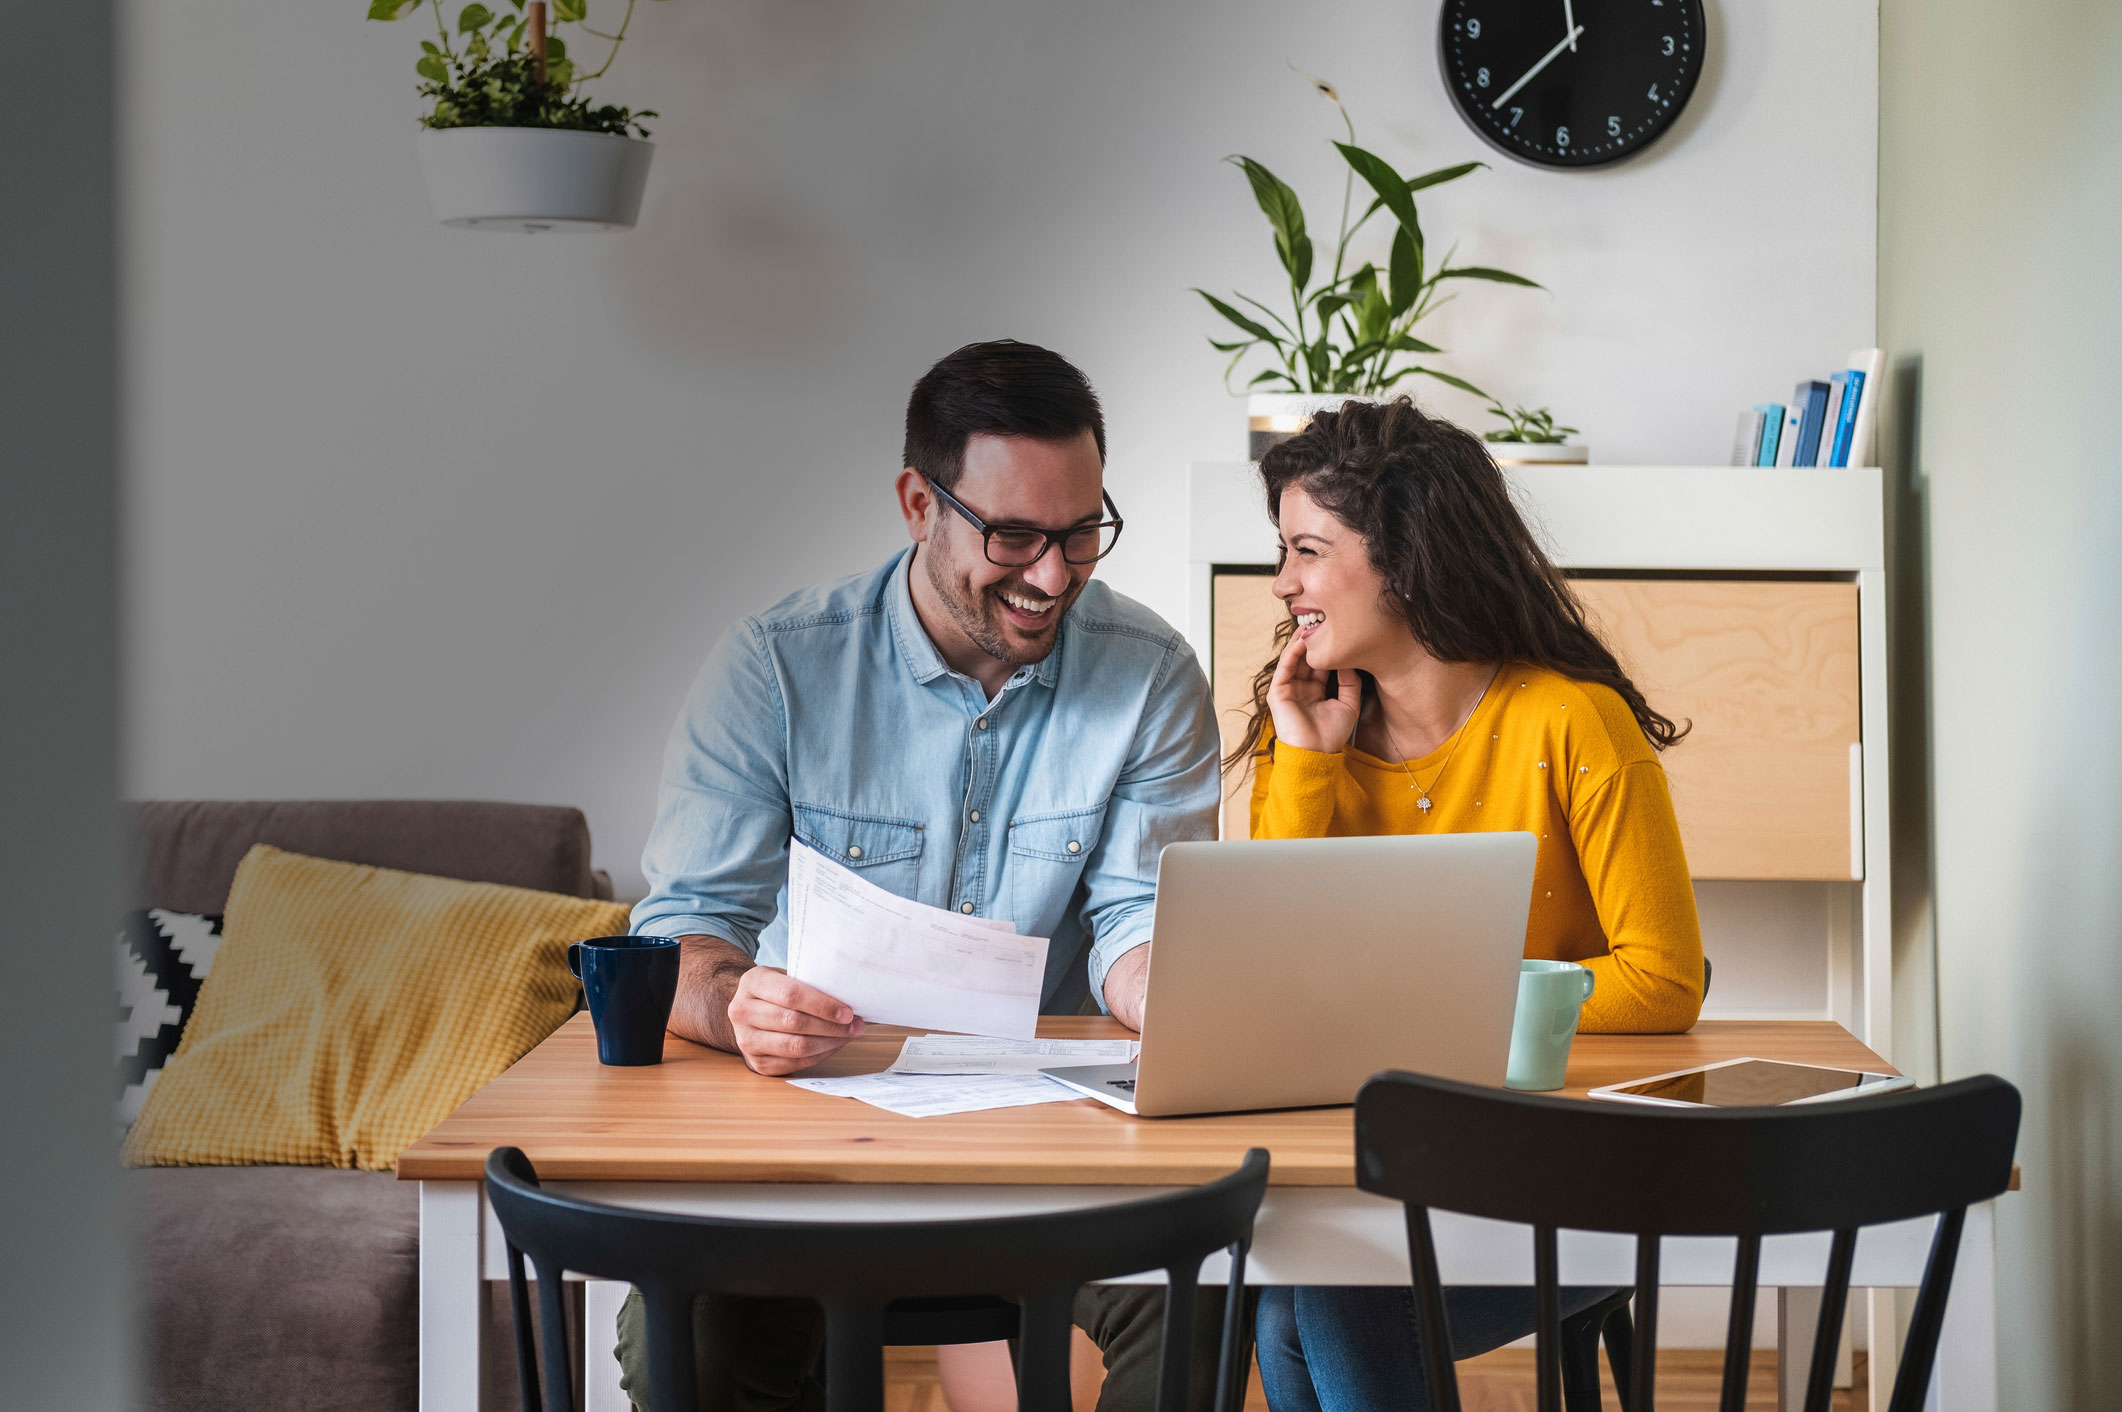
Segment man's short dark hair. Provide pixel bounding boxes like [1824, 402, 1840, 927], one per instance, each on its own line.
[903, 340, 1106, 491]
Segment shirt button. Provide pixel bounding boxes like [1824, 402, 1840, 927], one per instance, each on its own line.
[846, 844, 863, 860]
[960, 902, 975, 914]
[1066, 840, 1081, 854]
[969, 810, 981, 823]
[976, 717, 989, 731]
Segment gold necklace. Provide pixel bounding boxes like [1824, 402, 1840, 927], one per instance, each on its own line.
[1381, 666, 1501, 815]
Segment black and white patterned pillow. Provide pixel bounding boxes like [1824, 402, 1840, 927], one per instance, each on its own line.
[117, 908, 224, 1128]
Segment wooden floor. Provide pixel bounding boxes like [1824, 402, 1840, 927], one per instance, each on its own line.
[884, 1344, 1871, 1412]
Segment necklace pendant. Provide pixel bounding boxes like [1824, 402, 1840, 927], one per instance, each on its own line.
[1416, 795, 1433, 813]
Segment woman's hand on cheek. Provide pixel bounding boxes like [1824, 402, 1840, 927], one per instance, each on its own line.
[1266, 631, 1361, 754]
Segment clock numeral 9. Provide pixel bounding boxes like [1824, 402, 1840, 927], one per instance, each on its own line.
[1608, 115, 1621, 137]
[1557, 126, 1570, 148]
[1466, 17, 1481, 37]
[1663, 35, 1675, 56]
[1477, 67, 1490, 88]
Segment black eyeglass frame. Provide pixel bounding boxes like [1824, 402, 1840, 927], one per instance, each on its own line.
[925, 477, 1126, 567]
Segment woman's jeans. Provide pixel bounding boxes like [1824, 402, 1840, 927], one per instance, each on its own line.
[1256, 1285, 1620, 1412]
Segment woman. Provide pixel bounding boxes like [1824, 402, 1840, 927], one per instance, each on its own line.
[1241, 397, 1704, 1412]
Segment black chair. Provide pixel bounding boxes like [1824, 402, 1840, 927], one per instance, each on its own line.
[1354, 1071, 2019, 1412]
[486, 1145, 1270, 1412]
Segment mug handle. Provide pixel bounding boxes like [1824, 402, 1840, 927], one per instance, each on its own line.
[1579, 967, 1596, 1001]
[567, 942, 584, 981]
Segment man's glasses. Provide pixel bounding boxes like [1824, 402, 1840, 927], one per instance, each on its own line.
[926, 478, 1125, 567]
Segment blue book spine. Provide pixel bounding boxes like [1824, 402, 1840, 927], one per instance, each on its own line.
[1827, 369, 1865, 467]
[1754, 404, 1784, 465]
[1792, 380, 1831, 466]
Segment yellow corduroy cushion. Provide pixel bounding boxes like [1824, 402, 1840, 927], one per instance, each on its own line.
[122, 843, 630, 1172]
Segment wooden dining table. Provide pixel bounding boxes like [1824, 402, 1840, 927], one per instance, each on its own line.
[399, 1015, 1999, 1412]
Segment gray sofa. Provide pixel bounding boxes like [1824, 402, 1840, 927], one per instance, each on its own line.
[128, 800, 611, 1412]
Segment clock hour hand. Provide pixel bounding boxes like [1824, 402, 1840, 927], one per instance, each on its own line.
[1564, 0, 1577, 50]
[1491, 23, 1586, 109]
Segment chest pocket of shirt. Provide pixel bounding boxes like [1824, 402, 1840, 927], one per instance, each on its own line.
[791, 802, 925, 895]
[1007, 803, 1106, 917]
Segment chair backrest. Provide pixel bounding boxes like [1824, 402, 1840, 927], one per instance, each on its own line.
[486, 1145, 1270, 1412]
[1354, 1072, 2019, 1412]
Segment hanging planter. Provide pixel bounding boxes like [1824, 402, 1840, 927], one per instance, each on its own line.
[417, 127, 651, 231]
[371, 0, 664, 232]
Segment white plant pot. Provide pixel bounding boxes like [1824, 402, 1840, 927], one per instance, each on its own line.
[416, 127, 654, 232]
[1484, 441, 1590, 466]
[1246, 392, 1380, 461]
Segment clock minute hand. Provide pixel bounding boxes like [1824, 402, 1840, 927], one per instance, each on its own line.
[1491, 24, 1586, 110]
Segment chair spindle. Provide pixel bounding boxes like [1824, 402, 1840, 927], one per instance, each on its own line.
[1533, 1224, 1562, 1412]
[1628, 1236, 1660, 1412]
[1718, 1235, 1762, 1412]
[504, 1241, 544, 1412]
[1802, 1229, 1859, 1412]
[1885, 1207, 1967, 1412]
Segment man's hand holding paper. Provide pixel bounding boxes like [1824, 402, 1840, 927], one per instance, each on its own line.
[785, 841, 1051, 1040]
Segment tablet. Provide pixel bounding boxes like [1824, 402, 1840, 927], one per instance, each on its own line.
[1586, 1057, 1914, 1109]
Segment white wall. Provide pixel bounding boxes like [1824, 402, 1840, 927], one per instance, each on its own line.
[123, 0, 1878, 894]
[1880, 3, 2122, 1408]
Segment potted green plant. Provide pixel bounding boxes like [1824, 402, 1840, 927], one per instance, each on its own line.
[1198, 75, 1543, 459]
[1482, 403, 1588, 465]
[369, 0, 663, 231]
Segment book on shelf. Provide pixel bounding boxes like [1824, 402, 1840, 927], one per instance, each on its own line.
[1817, 373, 1850, 467]
[1732, 407, 1766, 466]
[1774, 401, 1803, 467]
[1791, 379, 1831, 466]
[1754, 404, 1785, 466]
[1844, 347, 1886, 466]
[1826, 368, 1865, 467]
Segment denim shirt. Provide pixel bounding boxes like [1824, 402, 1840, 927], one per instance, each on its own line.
[631, 549, 1222, 1013]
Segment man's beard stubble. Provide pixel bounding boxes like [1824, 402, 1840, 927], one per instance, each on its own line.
[922, 546, 1079, 668]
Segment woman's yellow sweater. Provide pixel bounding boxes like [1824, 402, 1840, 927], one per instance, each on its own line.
[1250, 664, 1704, 1033]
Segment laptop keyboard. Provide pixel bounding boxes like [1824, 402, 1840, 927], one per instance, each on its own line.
[1111, 1079, 1136, 1092]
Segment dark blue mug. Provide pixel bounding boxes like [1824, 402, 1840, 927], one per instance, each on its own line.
[567, 935, 681, 1066]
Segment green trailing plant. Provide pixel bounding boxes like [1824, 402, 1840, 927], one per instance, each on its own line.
[1198, 74, 1542, 400]
[368, 0, 661, 138]
[1483, 404, 1578, 444]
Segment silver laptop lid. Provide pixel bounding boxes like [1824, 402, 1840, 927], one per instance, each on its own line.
[1131, 833, 1536, 1117]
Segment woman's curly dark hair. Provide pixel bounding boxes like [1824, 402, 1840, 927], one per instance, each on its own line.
[1225, 396, 1688, 772]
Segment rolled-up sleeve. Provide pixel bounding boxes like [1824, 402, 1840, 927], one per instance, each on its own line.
[630, 622, 792, 955]
[1080, 635, 1221, 1008]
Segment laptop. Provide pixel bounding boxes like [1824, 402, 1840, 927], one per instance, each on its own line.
[1042, 833, 1536, 1117]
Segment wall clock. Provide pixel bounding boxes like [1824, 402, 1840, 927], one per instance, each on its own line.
[1438, 0, 1705, 169]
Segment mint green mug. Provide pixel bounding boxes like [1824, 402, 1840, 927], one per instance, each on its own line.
[1505, 960, 1595, 1091]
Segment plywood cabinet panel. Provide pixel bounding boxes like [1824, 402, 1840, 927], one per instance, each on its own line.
[1570, 579, 1861, 881]
[1207, 572, 1862, 879]
[1211, 573, 1285, 841]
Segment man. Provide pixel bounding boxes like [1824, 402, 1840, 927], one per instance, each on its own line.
[621, 340, 1227, 1411]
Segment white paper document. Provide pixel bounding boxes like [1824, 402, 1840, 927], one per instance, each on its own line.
[784, 839, 1049, 1039]
[788, 1071, 1079, 1118]
[887, 1034, 1139, 1076]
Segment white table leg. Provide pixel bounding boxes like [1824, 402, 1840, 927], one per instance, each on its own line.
[421, 1181, 488, 1412]
[1778, 1286, 1821, 1412]
[585, 1281, 634, 1412]
[1867, 1287, 1901, 1412]
[1928, 1203, 1997, 1412]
